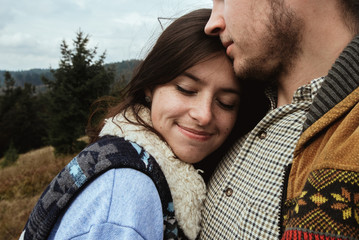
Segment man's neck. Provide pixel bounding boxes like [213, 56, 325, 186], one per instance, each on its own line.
[277, 30, 354, 107]
[276, 1, 355, 107]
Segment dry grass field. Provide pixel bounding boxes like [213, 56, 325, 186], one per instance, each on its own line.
[0, 146, 76, 240]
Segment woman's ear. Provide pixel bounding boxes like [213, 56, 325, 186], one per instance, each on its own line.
[144, 89, 152, 101]
[144, 89, 152, 103]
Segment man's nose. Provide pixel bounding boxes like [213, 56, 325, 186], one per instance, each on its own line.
[204, 10, 225, 36]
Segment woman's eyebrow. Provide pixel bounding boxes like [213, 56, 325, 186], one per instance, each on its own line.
[182, 72, 201, 82]
[222, 88, 240, 95]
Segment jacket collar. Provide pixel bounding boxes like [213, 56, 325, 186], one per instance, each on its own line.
[293, 35, 359, 156]
[303, 34, 359, 131]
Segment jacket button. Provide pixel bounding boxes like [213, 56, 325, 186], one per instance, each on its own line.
[258, 130, 267, 139]
[225, 188, 233, 197]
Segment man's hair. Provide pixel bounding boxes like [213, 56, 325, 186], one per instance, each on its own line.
[339, 0, 359, 33]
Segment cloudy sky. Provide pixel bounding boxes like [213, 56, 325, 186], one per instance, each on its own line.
[0, 0, 212, 71]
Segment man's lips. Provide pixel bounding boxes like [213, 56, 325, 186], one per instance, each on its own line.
[177, 124, 213, 141]
[226, 44, 233, 57]
[222, 40, 233, 49]
[221, 40, 234, 57]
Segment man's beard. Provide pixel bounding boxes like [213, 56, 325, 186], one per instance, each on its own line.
[237, 0, 303, 86]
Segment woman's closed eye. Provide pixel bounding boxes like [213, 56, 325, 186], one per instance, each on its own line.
[176, 84, 238, 110]
[216, 99, 236, 111]
[176, 85, 196, 95]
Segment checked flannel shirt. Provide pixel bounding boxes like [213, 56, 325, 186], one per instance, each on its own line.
[199, 77, 324, 239]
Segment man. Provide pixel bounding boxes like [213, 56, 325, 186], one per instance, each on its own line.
[200, 0, 359, 239]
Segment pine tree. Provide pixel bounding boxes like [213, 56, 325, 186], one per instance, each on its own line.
[0, 72, 47, 157]
[3, 71, 15, 95]
[43, 31, 115, 154]
[1, 141, 19, 167]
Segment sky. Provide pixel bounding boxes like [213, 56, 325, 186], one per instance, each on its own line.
[0, 0, 212, 71]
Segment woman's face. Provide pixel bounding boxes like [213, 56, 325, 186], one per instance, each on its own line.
[146, 54, 240, 163]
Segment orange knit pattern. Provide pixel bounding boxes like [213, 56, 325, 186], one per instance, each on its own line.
[282, 169, 359, 240]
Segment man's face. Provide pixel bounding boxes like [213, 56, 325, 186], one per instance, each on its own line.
[205, 0, 303, 83]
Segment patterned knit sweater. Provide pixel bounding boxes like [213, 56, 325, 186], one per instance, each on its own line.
[281, 35, 359, 239]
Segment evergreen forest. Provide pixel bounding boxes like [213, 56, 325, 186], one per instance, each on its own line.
[0, 31, 141, 162]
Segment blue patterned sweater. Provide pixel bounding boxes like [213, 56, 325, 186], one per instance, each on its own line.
[21, 135, 186, 239]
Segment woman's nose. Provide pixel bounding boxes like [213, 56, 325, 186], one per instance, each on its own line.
[189, 98, 213, 126]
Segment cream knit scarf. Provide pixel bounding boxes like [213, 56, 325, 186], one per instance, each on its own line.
[99, 106, 206, 240]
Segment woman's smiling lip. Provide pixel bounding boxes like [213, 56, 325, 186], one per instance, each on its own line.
[176, 124, 213, 141]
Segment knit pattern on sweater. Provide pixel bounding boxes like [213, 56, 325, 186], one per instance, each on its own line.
[281, 35, 359, 240]
[282, 169, 359, 239]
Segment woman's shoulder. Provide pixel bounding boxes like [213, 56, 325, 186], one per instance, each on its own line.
[49, 168, 163, 239]
[23, 136, 167, 240]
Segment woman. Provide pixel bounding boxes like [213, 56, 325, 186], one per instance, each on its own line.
[21, 9, 241, 240]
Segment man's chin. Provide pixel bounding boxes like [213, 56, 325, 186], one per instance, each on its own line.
[234, 60, 282, 86]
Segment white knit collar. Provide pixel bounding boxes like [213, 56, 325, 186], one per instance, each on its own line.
[99, 106, 206, 240]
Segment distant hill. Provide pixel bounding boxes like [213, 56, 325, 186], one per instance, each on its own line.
[106, 60, 141, 85]
[0, 69, 54, 87]
[0, 59, 141, 89]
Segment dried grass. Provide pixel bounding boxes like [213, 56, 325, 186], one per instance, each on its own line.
[0, 146, 75, 240]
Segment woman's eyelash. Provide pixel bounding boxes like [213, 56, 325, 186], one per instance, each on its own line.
[176, 85, 196, 94]
[176, 84, 237, 110]
[218, 101, 235, 110]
